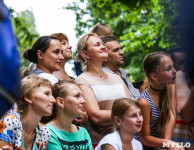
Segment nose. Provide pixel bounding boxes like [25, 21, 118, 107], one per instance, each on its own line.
[119, 49, 124, 55]
[68, 43, 72, 49]
[80, 96, 85, 104]
[50, 95, 56, 104]
[137, 115, 143, 122]
[59, 53, 64, 60]
[172, 67, 176, 74]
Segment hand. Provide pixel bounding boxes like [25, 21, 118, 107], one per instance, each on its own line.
[72, 109, 88, 125]
[0, 145, 13, 150]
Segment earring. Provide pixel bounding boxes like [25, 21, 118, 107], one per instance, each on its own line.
[87, 56, 90, 60]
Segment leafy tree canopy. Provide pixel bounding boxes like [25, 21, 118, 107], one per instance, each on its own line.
[66, 0, 180, 82]
[10, 8, 39, 69]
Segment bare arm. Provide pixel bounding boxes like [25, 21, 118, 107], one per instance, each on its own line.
[179, 88, 194, 122]
[138, 98, 173, 148]
[0, 140, 13, 149]
[176, 71, 190, 113]
[101, 144, 116, 150]
[176, 71, 194, 122]
[80, 85, 112, 127]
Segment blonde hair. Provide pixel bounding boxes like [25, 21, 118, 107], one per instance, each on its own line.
[17, 75, 52, 115]
[91, 23, 112, 36]
[111, 98, 141, 130]
[143, 52, 173, 137]
[75, 32, 98, 70]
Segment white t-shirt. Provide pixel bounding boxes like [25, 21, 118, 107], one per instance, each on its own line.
[95, 130, 143, 150]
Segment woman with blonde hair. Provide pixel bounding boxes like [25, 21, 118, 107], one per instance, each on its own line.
[46, 80, 93, 149]
[137, 52, 184, 150]
[75, 33, 130, 148]
[96, 98, 143, 150]
[0, 75, 56, 150]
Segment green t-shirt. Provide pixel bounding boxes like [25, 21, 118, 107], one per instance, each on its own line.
[46, 124, 93, 150]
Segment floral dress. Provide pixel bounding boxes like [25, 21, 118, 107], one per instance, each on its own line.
[0, 112, 50, 150]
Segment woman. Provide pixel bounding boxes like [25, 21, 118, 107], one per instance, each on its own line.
[23, 36, 64, 85]
[137, 52, 184, 150]
[0, 75, 56, 150]
[46, 80, 93, 149]
[51, 33, 74, 80]
[96, 98, 143, 150]
[75, 33, 130, 146]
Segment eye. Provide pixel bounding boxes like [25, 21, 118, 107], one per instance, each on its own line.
[129, 114, 135, 118]
[45, 92, 50, 96]
[62, 42, 67, 45]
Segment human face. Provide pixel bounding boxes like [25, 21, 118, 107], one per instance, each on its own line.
[120, 106, 143, 135]
[61, 39, 72, 60]
[174, 52, 185, 71]
[41, 39, 64, 73]
[86, 36, 108, 62]
[157, 56, 176, 85]
[105, 40, 124, 67]
[62, 84, 85, 118]
[30, 85, 56, 116]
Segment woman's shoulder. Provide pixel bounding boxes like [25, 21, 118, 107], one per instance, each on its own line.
[36, 123, 51, 145]
[0, 112, 21, 127]
[96, 131, 121, 150]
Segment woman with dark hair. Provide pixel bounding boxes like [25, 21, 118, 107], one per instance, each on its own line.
[51, 33, 74, 80]
[23, 36, 64, 85]
[0, 75, 56, 150]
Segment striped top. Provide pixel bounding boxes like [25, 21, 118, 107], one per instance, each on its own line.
[136, 90, 162, 150]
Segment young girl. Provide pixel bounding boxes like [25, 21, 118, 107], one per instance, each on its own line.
[137, 52, 184, 150]
[0, 75, 56, 150]
[96, 98, 143, 150]
[46, 80, 93, 149]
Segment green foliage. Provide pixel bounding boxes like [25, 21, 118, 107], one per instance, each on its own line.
[66, 0, 180, 81]
[10, 8, 39, 69]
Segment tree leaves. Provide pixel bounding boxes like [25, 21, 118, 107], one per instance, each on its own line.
[67, 0, 180, 81]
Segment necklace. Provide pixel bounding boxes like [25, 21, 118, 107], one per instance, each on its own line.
[150, 85, 164, 92]
[89, 71, 104, 78]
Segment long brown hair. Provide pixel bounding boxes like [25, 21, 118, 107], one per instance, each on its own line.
[143, 52, 173, 137]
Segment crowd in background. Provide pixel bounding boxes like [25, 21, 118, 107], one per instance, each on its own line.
[0, 3, 194, 149]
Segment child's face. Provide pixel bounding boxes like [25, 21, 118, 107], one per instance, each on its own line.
[120, 106, 143, 135]
[157, 56, 176, 85]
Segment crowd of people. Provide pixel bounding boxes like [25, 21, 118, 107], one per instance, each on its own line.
[0, 22, 193, 150]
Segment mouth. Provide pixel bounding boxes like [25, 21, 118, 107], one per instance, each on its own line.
[56, 62, 62, 65]
[136, 124, 142, 128]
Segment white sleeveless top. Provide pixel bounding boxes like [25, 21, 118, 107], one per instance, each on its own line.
[75, 72, 126, 102]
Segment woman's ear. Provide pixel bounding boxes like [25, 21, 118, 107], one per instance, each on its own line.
[37, 50, 44, 60]
[150, 73, 158, 83]
[24, 95, 32, 104]
[81, 50, 89, 59]
[56, 97, 64, 109]
[114, 116, 121, 128]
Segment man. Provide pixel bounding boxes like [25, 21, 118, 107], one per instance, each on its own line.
[101, 35, 140, 100]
